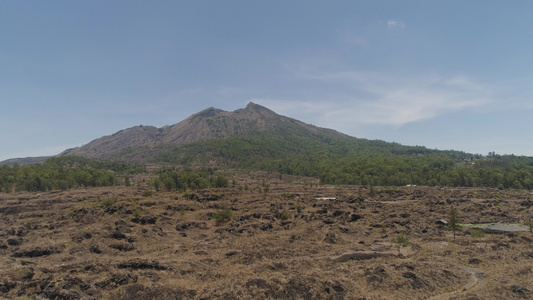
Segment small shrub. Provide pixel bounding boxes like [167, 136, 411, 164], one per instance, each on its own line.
[392, 234, 409, 255]
[296, 206, 303, 213]
[100, 198, 115, 208]
[212, 209, 233, 224]
[132, 210, 141, 217]
[142, 190, 153, 197]
[280, 210, 290, 220]
[380, 222, 387, 233]
[471, 229, 485, 238]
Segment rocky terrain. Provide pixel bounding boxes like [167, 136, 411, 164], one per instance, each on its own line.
[1, 173, 532, 299]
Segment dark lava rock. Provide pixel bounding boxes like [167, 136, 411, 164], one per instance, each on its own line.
[365, 265, 389, 286]
[117, 259, 174, 271]
[333, 251, 381, 262]
[333, 210, 348, 218]
[7, 238, 22, 246]
[89, 245, 102, 254]
[110, 243, 135, 252]
[12, 248, 55, 258]
[468, 258, 482, 265]
[289, 235, 302, 243]
[108, 231, 126, 240]
[0, 281, 16, 293]
[324, 281, 345, 296]
[225, 250, 240, 258]
[324, 232, 343, 244]
[510, 285, 532, 298]
[261, 223, 273, 231]
[96, 273, 138, 289]
[131, 216, 157, 225]
[349, 214, 362, 222]
[44, 285, 80, 300]
[402, 272, 428, 289]
[71, 235, 84, 243]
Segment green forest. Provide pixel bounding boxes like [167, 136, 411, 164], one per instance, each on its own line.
[2, 135, 533, 193]
[153, 134, 533, 190]
[150, 169, 229, 192]
[0, 156, 145, 193]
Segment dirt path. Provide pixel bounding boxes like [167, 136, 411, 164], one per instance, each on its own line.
[425, 262, 485, 300]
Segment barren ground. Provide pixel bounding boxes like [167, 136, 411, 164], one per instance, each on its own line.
[1, 172, 532, 299]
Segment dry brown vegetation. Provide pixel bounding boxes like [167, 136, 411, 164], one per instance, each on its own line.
[1, 172, 532, 299]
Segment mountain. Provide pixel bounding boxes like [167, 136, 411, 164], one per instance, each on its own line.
[5, 102, 533, 189]
[59, 102, 351, 162]
[0, 156, 51, 166]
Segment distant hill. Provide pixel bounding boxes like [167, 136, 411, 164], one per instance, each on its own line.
[0, 156, 50, 166]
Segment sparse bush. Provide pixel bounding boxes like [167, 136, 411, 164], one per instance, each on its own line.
[380, 222, 387, 233]
[392, 234, 409, 255]
[142, 190, 153, 197]
[296, 206, 303, 213]
[280, 210, 290, 220]
[100, 198, 115, 208]
[471, 229, 485, 238]
[212, 209, 233, 224]
[132, 210, 141, 217]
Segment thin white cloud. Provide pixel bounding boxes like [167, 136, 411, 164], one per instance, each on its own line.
[387, 20, 405, 29]
[253, 71, 493, 131]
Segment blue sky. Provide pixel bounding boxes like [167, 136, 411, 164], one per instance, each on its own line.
[2, 1, 533, 161]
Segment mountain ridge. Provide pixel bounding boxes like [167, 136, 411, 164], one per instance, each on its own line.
[58, 102, 350, 162]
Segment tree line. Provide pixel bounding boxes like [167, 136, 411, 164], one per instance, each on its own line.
[0, 156, 145, 193]
[152, 133, 533, 189]
[149, 169, 229, 192]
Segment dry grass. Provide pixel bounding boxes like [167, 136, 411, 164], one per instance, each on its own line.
[1, 175, 532, 299]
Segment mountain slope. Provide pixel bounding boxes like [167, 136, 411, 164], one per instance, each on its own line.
[60, 102, 349, 162]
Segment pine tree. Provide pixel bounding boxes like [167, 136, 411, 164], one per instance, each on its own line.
[447, 206, 461, 240]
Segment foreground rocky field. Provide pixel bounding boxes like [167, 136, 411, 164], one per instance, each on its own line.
[1, 173, 532, 299]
